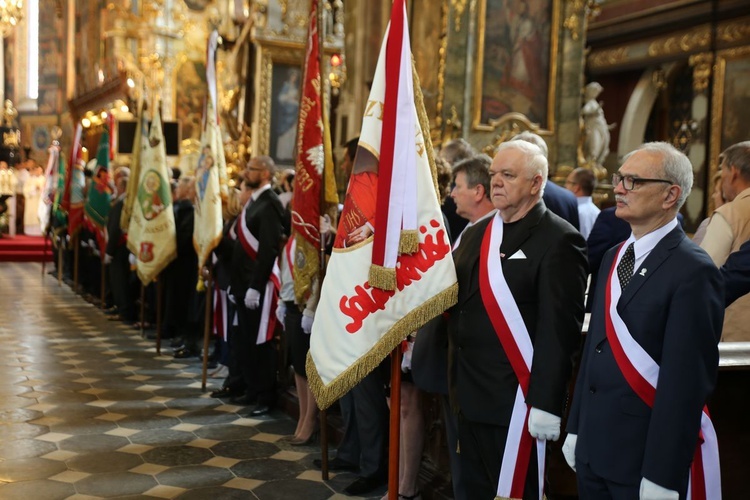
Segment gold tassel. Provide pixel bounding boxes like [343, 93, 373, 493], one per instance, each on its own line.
[368, 264, 397, 291]
[307, 283, 458, 410]
[196, 279, 205, 292]
[398, 229, 419, 255]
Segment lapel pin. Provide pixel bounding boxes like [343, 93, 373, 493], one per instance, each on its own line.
[500, 253, 506, 258]
[639, 268, 647, 277]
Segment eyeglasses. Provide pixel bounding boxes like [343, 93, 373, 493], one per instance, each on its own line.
[612, 173, 673, 191]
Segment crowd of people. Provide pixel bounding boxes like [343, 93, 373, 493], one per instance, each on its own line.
[46, 132, 750, 500]
[0, 159, 47, 237]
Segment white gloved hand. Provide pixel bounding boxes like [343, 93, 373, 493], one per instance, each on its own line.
[639, 478, 679, 500]
[301, 308, 315, 334]
[320, 214, 332, 234]
[88, 239, 96, 249]
[244, 288, 261, 309]
[276, 302, 287, 328]
[80, 239, 89, 248]
[128, 253, 137, 266]
[527, 407, 561, 441]
[401, 339, 414, 372]
[562, 433, 577, 472]
[104, 254, 113, 265]
[227, 286, 236, 305]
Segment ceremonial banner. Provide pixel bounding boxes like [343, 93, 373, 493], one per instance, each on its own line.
[127, 107, 177, 285]
[38, 142, 60, 231]
[84, 129, 114, 251]
[120, 103, 145, 232]
[307, 0, 457, 409]
[291, 0, 338, 305]
[193, 32, 228, 283]
[61, 124, 84, 235]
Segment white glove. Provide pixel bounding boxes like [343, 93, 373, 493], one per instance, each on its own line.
[320, 214, 332, 234]
[301, 308, 314, 334]
[80, 239, 89, 248]
[244, 288, 261, 309]
[88, 239, 96, 249]
[562, 433, 577, 472]
[104, 254, 113, 265]
[527, 407, 561, 441]
[401, 339, 414, 372]
[276, 302, 287, 328]
[640, 478, 679, 500]
[227, 286, 236, 305]
[128, 253, 137, 266]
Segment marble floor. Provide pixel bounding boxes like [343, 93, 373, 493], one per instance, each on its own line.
[0, 262, 386, 500]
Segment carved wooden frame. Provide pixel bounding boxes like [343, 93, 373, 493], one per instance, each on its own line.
[257, 45, 304, 166]
[472, 0, 561, 134]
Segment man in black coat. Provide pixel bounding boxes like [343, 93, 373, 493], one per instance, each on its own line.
[229, 156, 285, 417]
[449, 140, 587, 499]
[106, 167, 136, 323]
[164, 177, 199, 353]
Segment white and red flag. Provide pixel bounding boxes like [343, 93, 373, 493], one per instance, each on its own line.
[307, 0, 457, 409]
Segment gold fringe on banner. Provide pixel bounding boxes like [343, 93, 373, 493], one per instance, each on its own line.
[368, 263, 398, 291]
[398, 229, 419, 255]
[307, 283, 458, 410]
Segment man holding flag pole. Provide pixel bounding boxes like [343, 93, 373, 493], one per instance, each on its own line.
[307, 0, 457, 497]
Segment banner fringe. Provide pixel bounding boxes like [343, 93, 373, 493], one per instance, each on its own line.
[368, 264, 397, 291]
[398, 229, 419, 255]
[137, 248, 177, 286]
[307, 283, 458, 410]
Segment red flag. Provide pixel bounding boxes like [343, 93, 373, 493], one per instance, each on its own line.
[291, 0, 337, 304]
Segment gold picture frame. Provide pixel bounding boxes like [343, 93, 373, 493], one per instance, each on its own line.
[472, 0, 561, 134]
[710, 45, 750, 188]
[257, 46, 304, 167]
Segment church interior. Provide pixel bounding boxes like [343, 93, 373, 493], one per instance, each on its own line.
[0, 1, 749, 499]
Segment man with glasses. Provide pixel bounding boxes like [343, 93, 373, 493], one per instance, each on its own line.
[448, 140, 587, 499]
[564, 142, 724, 500]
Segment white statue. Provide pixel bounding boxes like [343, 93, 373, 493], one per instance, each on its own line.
[582, 82, 615, 166]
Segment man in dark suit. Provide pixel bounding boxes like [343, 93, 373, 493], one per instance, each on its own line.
[229, 156, 285, 417]
[449, 140, 587, 499]
[721, 238, 750, 306]
[564, 142, 724, 500]
[510, 131, 580, 231]
[105, 167, 136, 324]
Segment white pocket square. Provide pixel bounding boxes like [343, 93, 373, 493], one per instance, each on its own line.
[507, 249, 527, 260]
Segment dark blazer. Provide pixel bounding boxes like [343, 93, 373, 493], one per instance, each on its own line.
[229, 188, 285, 298]
[543, 181, 580, 231]
[567, 226, 724, 494]
[448, 202, 587, 425]
[106, 197, 126, 257]
[721, 238, 750, 306]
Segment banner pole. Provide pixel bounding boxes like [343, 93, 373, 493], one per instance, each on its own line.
[73, 233, 80, 292]
[100, 250, 106, 308]
[201, 266, 213, 391]
[156, 275, 163, 356]
[316, 0, 330, 481]
[57, 232, 63, 286]
[139, 283, 146, 337]
[388, 347, 402, 500]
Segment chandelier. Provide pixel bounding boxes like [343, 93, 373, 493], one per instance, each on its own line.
[0, 0, 23, 38]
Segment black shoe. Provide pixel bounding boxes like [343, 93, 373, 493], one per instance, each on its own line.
[230, 394, 257, 405]
[173, 347, 197, 359]
[210, 387, 242, 399]
[170, 337, 184, 348]
[312, 457, 358, 472]
[207, 360, 218, 370]
[249, 404, 271, 417]
[343, 474, 387, 496]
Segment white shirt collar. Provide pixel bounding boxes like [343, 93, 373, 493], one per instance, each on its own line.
[622, 217, 679, 273]
[251, 183, 272, 201]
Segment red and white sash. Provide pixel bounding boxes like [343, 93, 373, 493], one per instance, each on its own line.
[213, 284, 228, 342]
[605, 243, 721, 500]
[479, 214, 545, 500]
[238, 201, 281, 345]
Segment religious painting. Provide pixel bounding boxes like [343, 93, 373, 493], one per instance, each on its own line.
[269, 63, 302, 166]
[709, 45, 750, 203]
[473, 0, 559, 132]
[174, 59, 208, 143]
